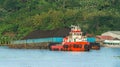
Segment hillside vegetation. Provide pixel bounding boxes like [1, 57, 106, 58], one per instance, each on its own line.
[0, 0, 120, 44]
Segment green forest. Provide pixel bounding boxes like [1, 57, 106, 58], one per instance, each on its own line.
[0, 0, 120, 44]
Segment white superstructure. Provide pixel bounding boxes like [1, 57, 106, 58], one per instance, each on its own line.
[63, 25, 86, 43]
[103, 40, 120, 48]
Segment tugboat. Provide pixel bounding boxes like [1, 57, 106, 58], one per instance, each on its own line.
[49, 25, 90, 51]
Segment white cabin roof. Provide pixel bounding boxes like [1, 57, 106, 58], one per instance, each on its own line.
[102, 31, 120, 39]
[108, 31, 120, 35]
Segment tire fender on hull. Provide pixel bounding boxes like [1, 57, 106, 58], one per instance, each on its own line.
[84, 45, 90, 51]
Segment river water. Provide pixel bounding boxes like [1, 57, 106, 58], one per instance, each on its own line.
[0, 46, 120, 67]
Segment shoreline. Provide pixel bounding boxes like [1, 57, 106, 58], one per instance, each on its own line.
[1, 42, 120, 49]
[0, 42, 49, 49]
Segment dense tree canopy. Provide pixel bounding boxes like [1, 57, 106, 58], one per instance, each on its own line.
[0, 0, 120, 43]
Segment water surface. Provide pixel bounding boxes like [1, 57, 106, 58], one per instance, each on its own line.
[0, 46, 120, 67]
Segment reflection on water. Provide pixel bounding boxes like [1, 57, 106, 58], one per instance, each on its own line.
[0, 46, 120, 67]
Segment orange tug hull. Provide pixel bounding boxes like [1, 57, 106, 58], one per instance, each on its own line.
[50, 42, 90, 51]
